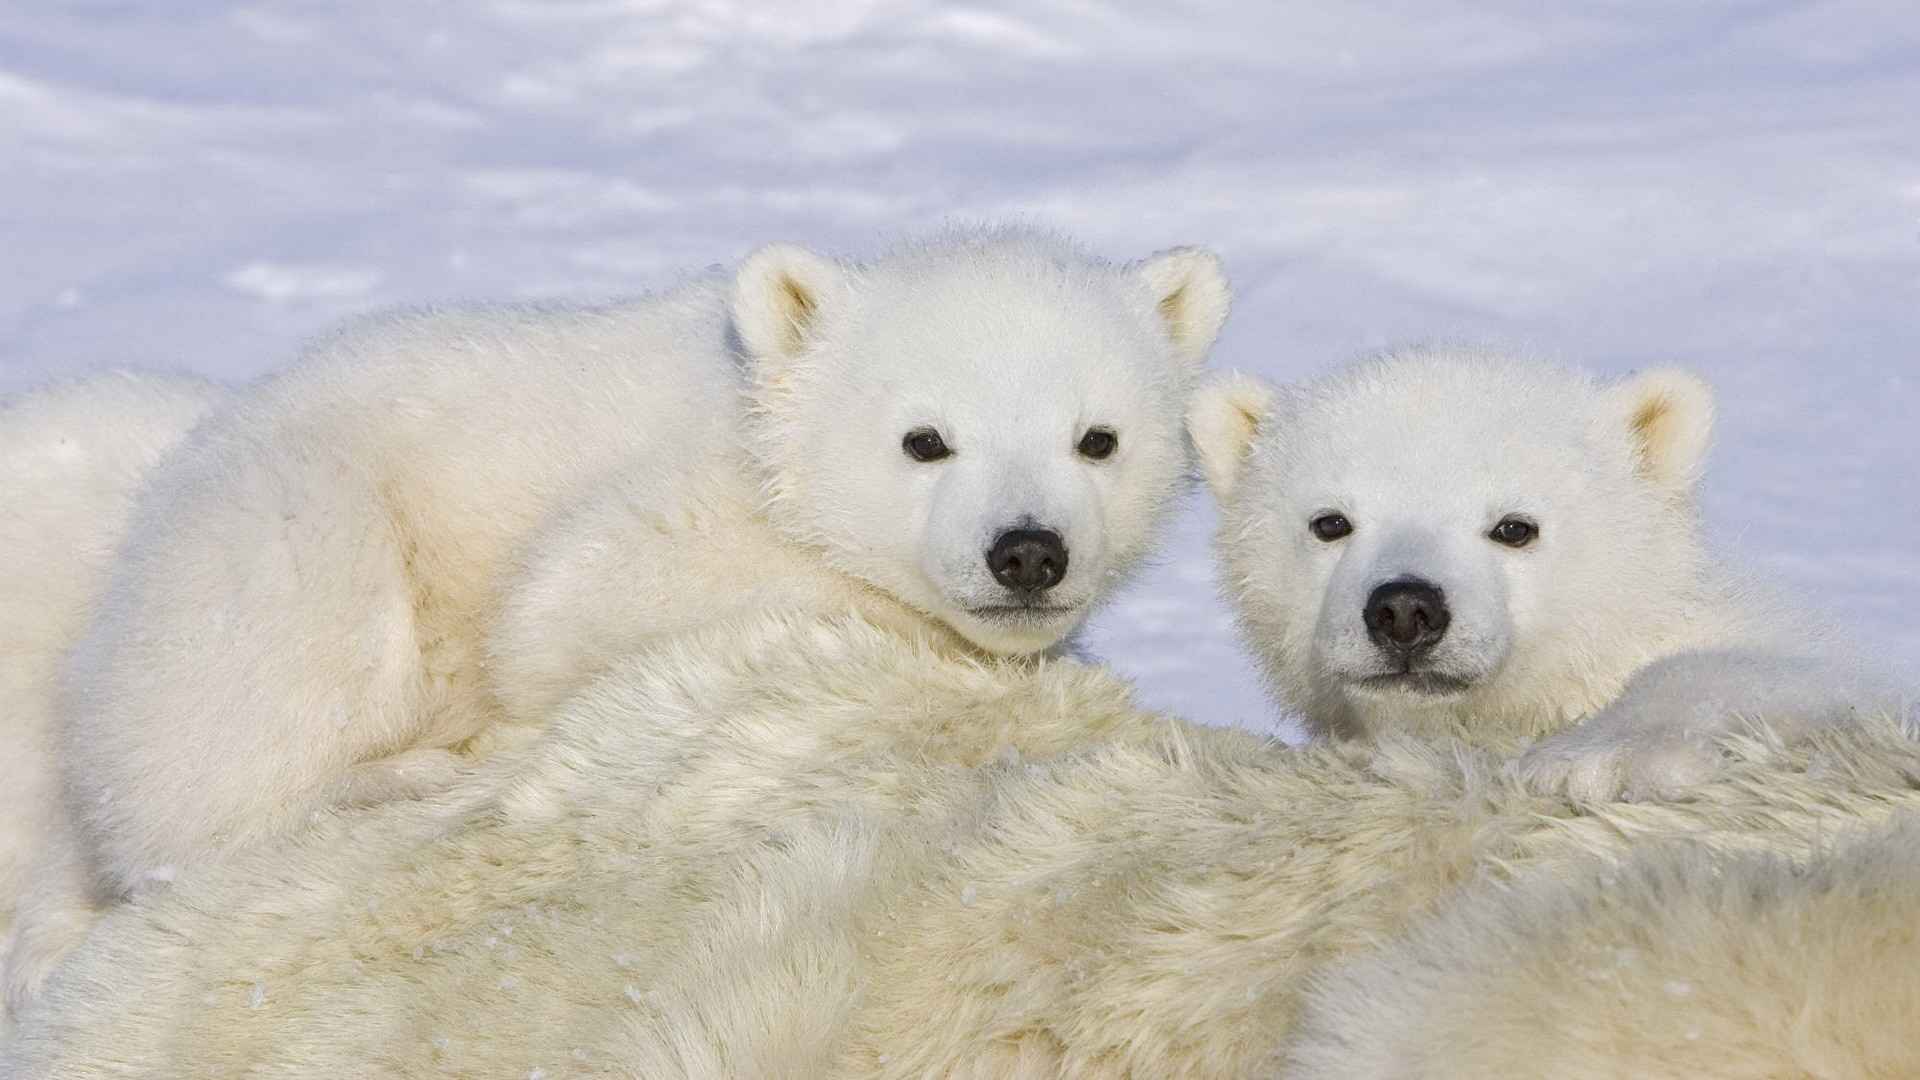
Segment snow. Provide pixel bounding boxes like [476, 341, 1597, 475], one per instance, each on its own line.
[3, 2, 1915, 736]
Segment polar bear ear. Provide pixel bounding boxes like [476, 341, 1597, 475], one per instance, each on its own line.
[1602, 368, 1715, 493]
[731, 244, 849, 367]
[1132, 247, 1232, 365]
[1188, 370, 1278, 500]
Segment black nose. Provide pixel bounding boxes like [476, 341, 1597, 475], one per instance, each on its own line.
[986, 529, 1069, 593]
[1364, 579, 1451, 657]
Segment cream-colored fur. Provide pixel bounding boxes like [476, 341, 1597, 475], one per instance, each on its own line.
[5, 227, 1230, 1018]
[0, 372, 225, 1027]
[1188, 348, 1909, 796]
[6, 608, 1915, 1077]
[1284, 816, 1920, 1079]
[483, 456, 939, 725]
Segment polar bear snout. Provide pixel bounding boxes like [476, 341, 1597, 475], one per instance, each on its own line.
[1364, 578, 1451, 658]
[987, 528, 1069, 594]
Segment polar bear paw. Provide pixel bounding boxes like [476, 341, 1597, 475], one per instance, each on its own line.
[1515, 648, 1899, 802]
[1513, 720, 1724, 802]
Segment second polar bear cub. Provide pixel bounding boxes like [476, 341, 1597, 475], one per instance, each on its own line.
[20, 227, 1227, 1008]
[1190, 347, 1905, 795]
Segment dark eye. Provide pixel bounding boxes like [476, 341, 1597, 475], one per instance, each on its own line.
[903, 428, 952, 462]
[1077, 427, 1118, 460]
[1489, 516, 1539, 548]
[1309, 513, 1353, 542]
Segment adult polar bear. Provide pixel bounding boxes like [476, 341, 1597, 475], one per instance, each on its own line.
[5, 609, 1917, 1078]
[4, 227, 1230, 1017]
[1188, 348, 1906, 797]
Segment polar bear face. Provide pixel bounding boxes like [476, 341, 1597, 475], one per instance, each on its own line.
[732, 229, 1229, 655]
[1191, 351, 1715, 739]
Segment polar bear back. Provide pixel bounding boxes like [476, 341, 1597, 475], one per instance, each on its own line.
[200, 281, 742, 606]
[10, 612, 1918, 1078]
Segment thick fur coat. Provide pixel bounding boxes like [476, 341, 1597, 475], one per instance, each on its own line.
[3, 227, 1228, 1014]
[1284, 817, 1920, 1079]
[6, 611, 1916, 1078]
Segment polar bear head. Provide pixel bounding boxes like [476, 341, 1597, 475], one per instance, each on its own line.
[731, 227, 1229, 655]
[1191, 348, 1717, 740]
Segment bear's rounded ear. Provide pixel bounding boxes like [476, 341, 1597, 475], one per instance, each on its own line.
[1188, 370, 1278, 500]
[731, 243, 848, 366]
[1601, 368, 1715, 493]
[1131, 247, 1231, 365]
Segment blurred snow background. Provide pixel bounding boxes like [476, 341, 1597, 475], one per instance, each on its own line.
[3, 1, 1915, 734]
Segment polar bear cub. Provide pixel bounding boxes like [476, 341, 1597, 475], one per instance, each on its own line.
[1189, 347, 1906, 794]
[8, 227, 1227, 1016]
[488, 233, 1226, 721]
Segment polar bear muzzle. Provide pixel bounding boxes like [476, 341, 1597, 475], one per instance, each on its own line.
[1363, 578, 1451, 660]
[985, 527, 1069, 595]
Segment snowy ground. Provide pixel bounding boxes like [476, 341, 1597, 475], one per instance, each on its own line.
[4, 1, 1916, 735]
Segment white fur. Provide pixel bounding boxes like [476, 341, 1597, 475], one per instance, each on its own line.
[1284, 816, 1920, 1079]
[5, 610, 1916, 1076]
[0, 372, 226, 1029]
[732, 234, 1225, 656]
[4, 226, 1228, 1016]
[1191, 347, 1908, 793]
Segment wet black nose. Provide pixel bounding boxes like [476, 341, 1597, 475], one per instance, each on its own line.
[987, 529, 1069, 593]
[1364, 579, 1451, 656]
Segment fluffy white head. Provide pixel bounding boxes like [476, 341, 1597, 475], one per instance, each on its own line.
[1193, 348, 1717, 739]
[733, 227, 1229, 655]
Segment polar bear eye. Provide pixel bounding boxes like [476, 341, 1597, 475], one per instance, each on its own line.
[1489, 516, 1539, 548]
[1076, 427, 1118, 460]
[1309, 513, 1353, 542]
[903, 428, 953, 462]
